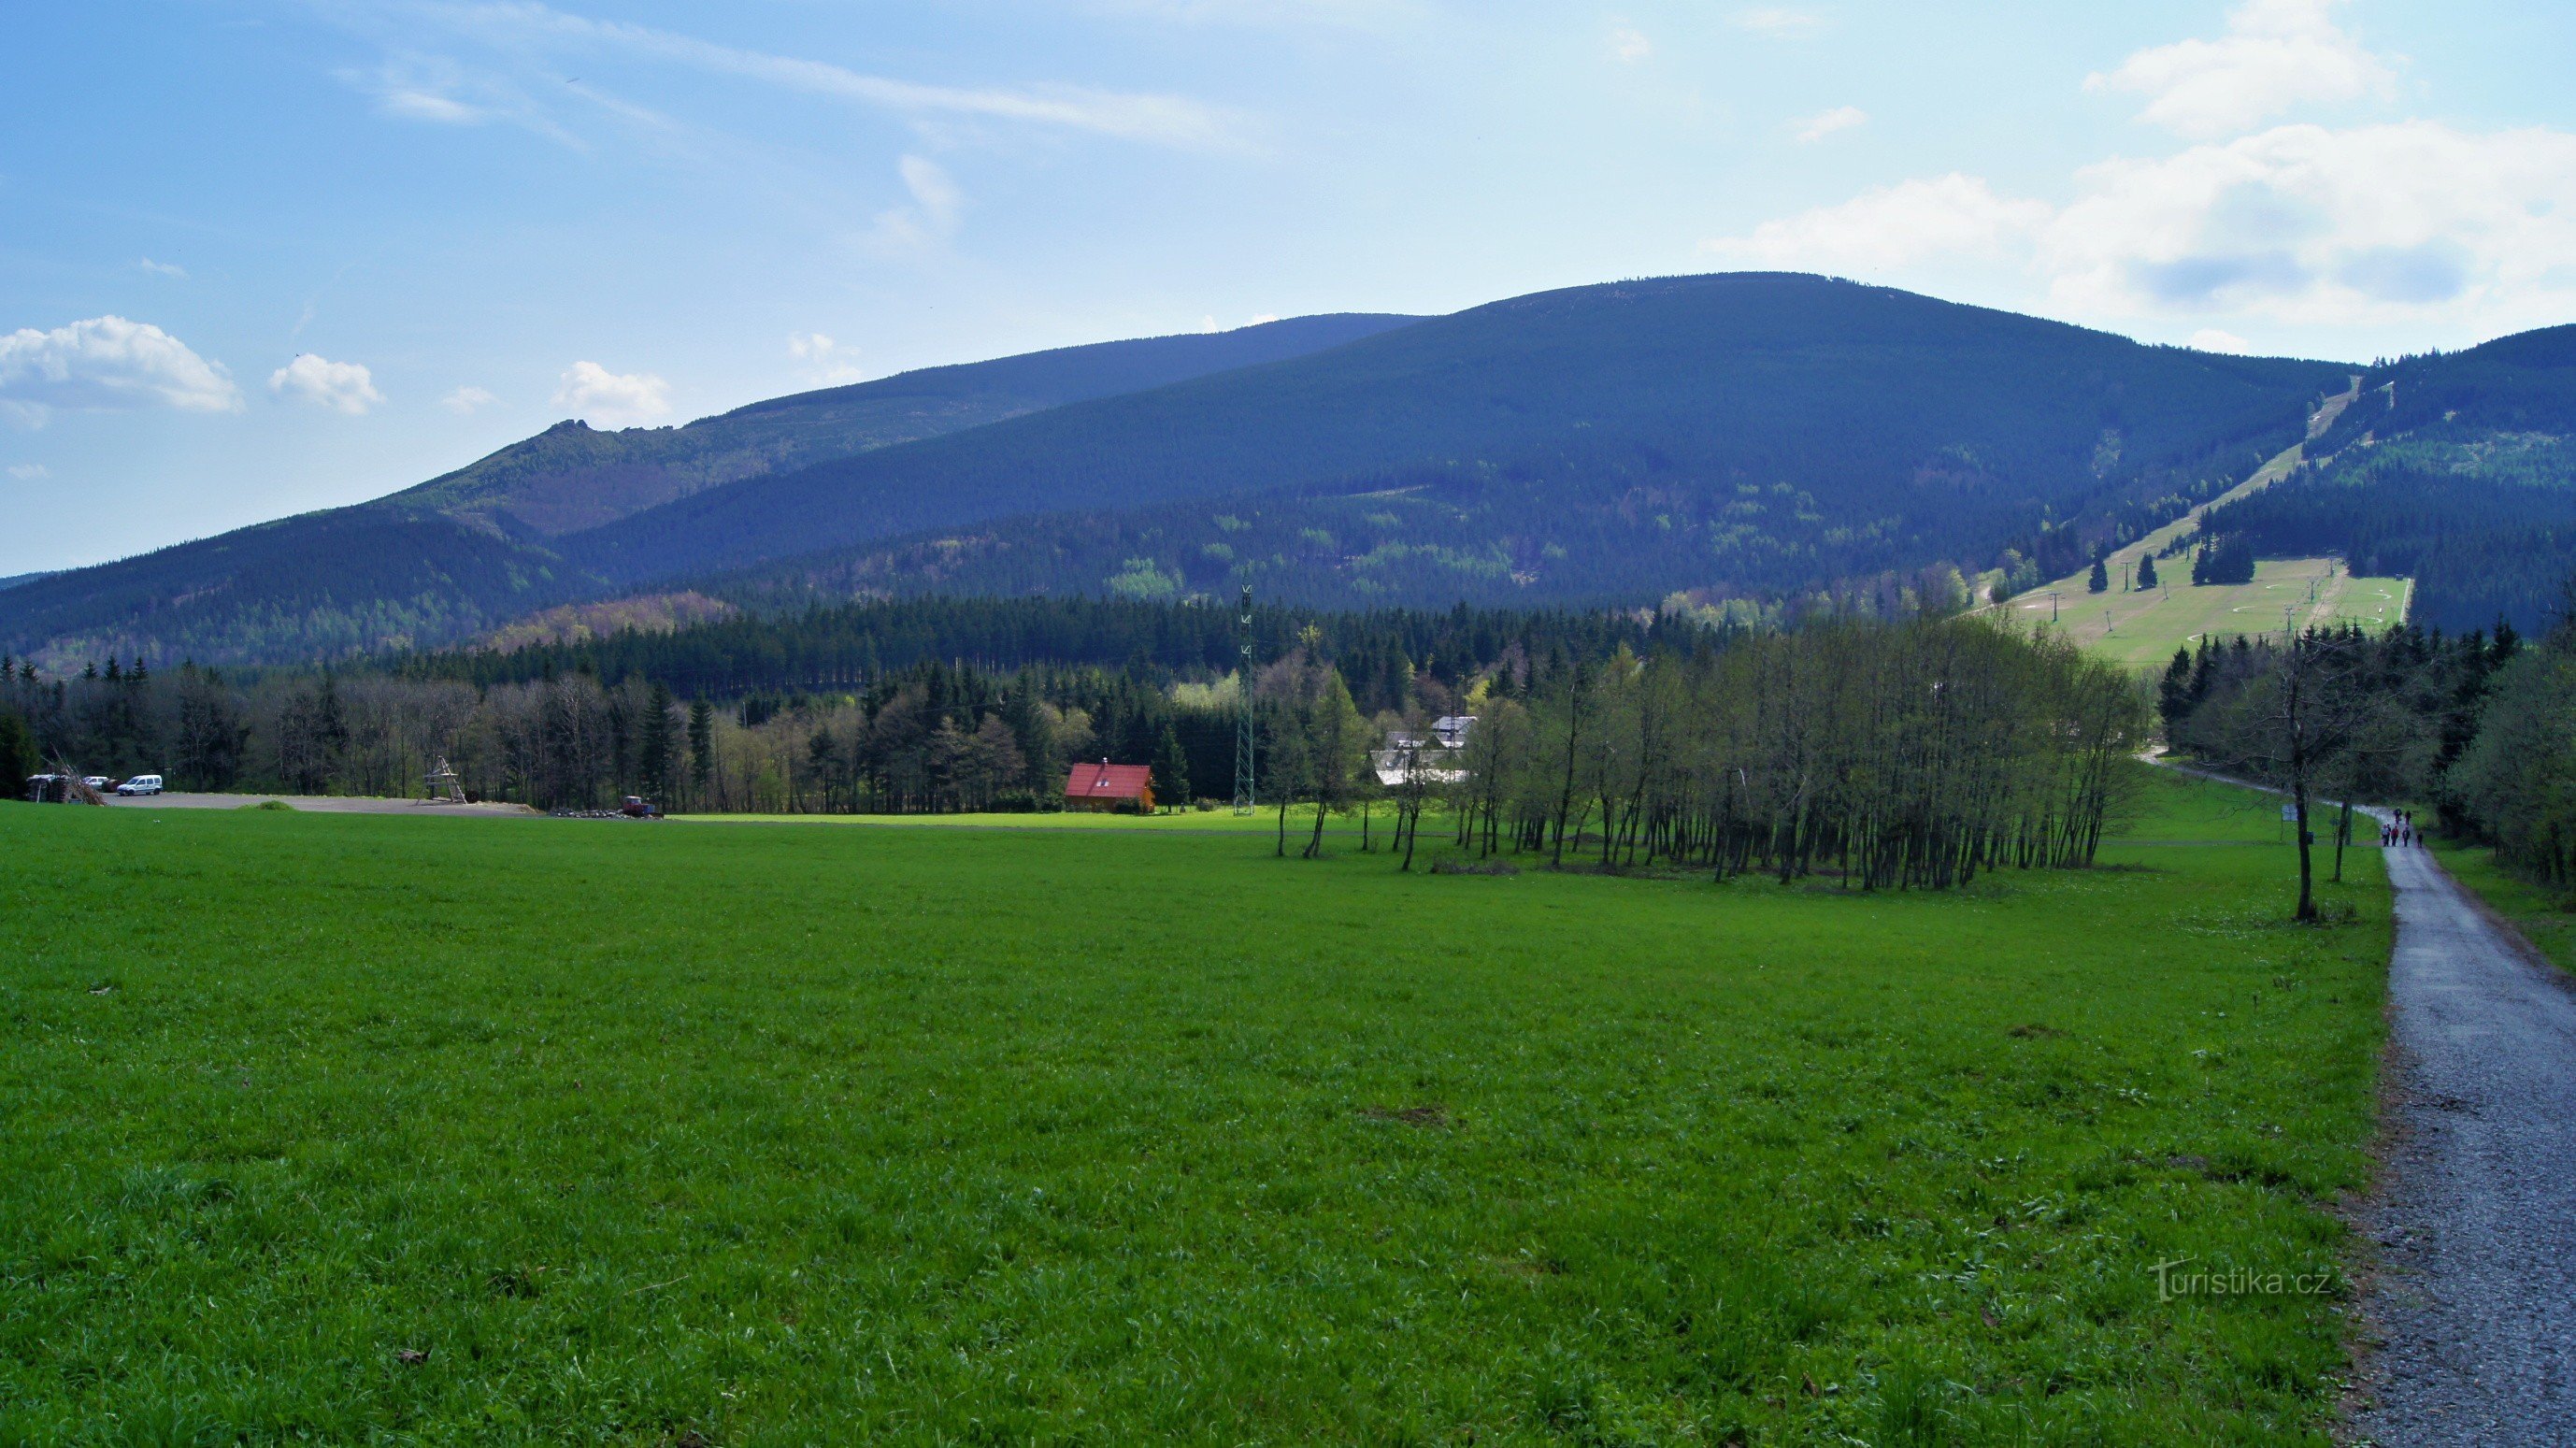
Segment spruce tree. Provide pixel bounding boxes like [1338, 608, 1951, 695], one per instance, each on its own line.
[2087, 556, 2110, 594]
[2136, 552, 2158, 589]
[2158, 646, 2193, 736]
[638, 681, 675, 801]
[686, 697, 715, 805]
[1152, 723, 1190, 812]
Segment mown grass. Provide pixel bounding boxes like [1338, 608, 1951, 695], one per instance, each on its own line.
[2, 768, 2385, 1444]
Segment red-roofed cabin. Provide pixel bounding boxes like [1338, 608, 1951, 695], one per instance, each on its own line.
[1065, 760, 1156, 813]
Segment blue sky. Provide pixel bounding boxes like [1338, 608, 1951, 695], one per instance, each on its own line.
[5, 0, 2572, 574]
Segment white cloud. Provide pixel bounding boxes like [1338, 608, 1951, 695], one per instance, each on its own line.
[1706, 173, 2053, 271]
[1248, 313, 1281, 325]
[1610, 25, 1653, 63]
[788, 333, 866, 385]
[865, 155, 966, 256]
[269, 354, 387, 415]
[137, 257, 187, 280]
[2189, 328, 2254, 353]
[2041, 121, 2576, 327]
[554, 361, 671, 427]
[1710, 120, 2576, 336]
[7, 463, 48, 480]
[0, 316, 241, 426]
[442, 384, 499, 414]
[1793, 106, 1868, 143]
[408, 3, 1247, 152]
[1730, 7, 1825, 38]
[2086, 0, 2396, 139]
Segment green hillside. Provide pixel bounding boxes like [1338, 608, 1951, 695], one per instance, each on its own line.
[2198, 324, 2576, 635]
[395, 313, 1417, 537]
[572, 274, 2342, 607]
[0, 315, 1414, 667]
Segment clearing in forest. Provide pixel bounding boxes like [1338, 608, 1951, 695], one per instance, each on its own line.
[2016, 557, 2411, 670]
[1996, 380, 2411, 669]
[0, 768, 2387, 1444]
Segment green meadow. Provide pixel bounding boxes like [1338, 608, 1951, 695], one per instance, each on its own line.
[2, 769, 2386, 1445]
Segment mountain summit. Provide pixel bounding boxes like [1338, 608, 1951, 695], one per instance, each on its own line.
[2, 274, 2350, 667]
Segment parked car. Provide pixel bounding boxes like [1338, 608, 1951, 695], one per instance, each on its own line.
[117, 774, 165, 796]
[82, 776, 112, 792]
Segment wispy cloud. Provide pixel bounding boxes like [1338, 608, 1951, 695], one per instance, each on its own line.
[788, 333, 866, 386]
[384, 2, 1250, 151]
[137, 257, 188, 280]
[338, 53, 588, 148]
[1707, 174, 2051, 270]
[1793, 105, 1867, 142]
[2087, 0, 2396, 139]
[441, 384, 499, 413]
[1609, 25, 1652, 64]
[1730, 7, 1826, 38]
[864, 155, 966, 256]
[7, 463, 49, 480]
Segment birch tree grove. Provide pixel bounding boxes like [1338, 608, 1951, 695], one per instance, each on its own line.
[1447, 617, 2146, 887]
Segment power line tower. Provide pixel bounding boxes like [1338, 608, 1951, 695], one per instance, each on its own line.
[1233, 583, 1257, 814]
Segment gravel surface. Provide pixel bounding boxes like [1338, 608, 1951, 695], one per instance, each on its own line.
[2351, 839, 2576, 1446]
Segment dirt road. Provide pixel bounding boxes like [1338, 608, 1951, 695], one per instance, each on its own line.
[102, 792, 537, 816]
[2352, 839, 2576, 1445]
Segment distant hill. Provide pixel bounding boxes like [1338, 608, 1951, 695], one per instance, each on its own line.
[391, 312, 1419, 536]
[0, 314, 1414, 667]
[572, 273, 2342, 609]
[2202, 324, 2576, 634]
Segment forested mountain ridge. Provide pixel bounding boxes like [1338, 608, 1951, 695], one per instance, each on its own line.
[2200, 324, 2576, 633]
[573, 273, 2342, 608]
[0, 314, 1417, 667]
[393, 312, 1419, 536]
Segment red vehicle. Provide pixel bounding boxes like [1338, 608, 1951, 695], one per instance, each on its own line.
[620, 796, 663, 819]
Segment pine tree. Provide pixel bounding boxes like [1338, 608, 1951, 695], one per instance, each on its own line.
[2087, 556, 2110, 594]
[2136, 552, 2158, 589]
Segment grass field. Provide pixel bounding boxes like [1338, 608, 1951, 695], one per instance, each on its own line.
[1, 769, 2388, 1444]
[2007, 559, 2411, 670]
[1983, 398, 2411, 670]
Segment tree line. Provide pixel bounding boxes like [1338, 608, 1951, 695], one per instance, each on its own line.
[2158, 620, 2520, 917]
[1267, 615, 2146, 886]
[6, 601, 2149, 896]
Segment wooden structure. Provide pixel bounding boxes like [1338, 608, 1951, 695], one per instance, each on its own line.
[1064, 760, 1155, 814]
[423, 755, 466, 804]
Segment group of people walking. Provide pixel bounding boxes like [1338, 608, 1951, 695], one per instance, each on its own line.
[2383, 810, 2425, 849]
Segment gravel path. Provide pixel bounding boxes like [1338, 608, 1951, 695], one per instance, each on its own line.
[2352, 838, 2576, 1445]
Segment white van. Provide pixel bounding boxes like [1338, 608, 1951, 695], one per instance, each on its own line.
[117, 774, 165, 796]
